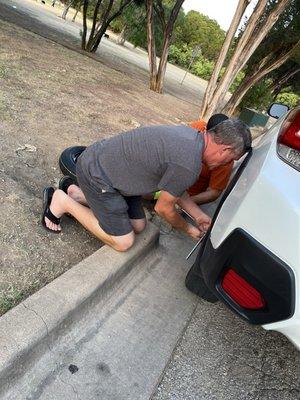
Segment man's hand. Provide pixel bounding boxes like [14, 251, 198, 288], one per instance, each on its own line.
[195, 214, 211, 234]
[186, 224, 203, 240]
[177, 192, 212, 233]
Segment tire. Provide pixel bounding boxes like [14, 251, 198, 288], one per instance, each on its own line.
[59, 146, 86, 183]
[185, 266, 219, 303]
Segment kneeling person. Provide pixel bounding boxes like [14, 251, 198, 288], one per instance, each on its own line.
[42, 120, 251, 252]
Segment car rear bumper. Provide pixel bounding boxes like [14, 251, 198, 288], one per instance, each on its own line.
[191, 229, 295, 325]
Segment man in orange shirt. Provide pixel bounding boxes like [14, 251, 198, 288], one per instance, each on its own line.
[188, 114, 233, 205]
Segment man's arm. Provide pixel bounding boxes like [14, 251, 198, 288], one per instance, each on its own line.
[188, 162, 233, 206]
[189, 187, 222, 205]
[154, 191, 202, 239]
[176, 192, 211, 232]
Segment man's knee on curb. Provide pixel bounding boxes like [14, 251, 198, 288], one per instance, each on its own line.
[111, 232, 135, 252]
[131, 218, 147, 234]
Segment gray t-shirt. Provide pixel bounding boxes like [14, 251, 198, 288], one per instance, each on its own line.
[79, 125, 204, 197]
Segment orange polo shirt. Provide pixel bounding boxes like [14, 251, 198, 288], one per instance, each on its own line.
[188, 120, 233, 195]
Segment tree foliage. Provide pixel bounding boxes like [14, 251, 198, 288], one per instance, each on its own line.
[276, 91, 300, 107]
[226, 0, 300, 113]
[110, 2, 147, 46]
[111, 5, 225, 61]
[111, 0, 186, 56]
[174, 11, 225, 61]
[199, 0, 295, 118]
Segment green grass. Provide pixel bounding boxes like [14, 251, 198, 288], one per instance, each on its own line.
[0, 65, 7, 78]
[0, 288, 25, 315]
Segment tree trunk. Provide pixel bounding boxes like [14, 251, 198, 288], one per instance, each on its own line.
[222, 41, 299, 115]
[148, 0, 184, 93]
[231, 0, 291, 79]
[203, 0, 291, 119]
[86, 0, 132, 53]
[201, 0, 250, 119]
[117, 25, 127, 45]
[202, 0, 268, 118]
[269, 65, 300, 93]
[81, 0, 89, 50]
[273, 86, 282, 100]
[62, 0, 74, 19]
[86, 0, 105, 51]
[72, 4, 81, 22]
[154, 31, 171, 93]
[89, 24, 108, 52]
[146, 0, 157, 90]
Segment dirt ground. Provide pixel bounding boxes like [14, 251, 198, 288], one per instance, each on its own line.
[0, 19, 199, 314]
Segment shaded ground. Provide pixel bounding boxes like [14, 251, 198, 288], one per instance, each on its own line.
[0, 19, 198, 314]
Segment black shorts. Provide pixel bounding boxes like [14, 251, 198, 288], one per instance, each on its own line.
[76, 161, 145, 236]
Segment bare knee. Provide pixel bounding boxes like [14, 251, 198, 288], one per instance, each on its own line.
[111, 233, 135, 252]
[131, 218, 147, 234]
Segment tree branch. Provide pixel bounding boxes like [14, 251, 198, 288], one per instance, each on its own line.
[153, 0, 166, 30]
[200, 0, 251, 118]
[146, 0, 157, 89]
[88, 0, 103, 48]
[206, 0, 292, 116]
[81, 0, 89, 50]
[269, 64, 300, 92]
[222, 39, 299, 115]
[90, 0, 133, 52]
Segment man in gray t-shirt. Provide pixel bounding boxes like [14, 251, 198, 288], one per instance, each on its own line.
[78, 125, 203, 198]
[42, 119, 251, 252]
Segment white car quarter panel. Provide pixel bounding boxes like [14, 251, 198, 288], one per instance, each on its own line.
[211, 124, 300, 271]
[209, 120, 300, 346]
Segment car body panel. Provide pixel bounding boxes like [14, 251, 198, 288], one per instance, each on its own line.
[201, 113, 300, 349]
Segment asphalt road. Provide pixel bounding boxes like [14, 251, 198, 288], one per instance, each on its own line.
[0, 0, 208, 107]
[153, 302, 300, 400]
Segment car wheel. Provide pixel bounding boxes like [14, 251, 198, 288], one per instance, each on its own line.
[185, 266, 218, 303]
[59, 146, 86, 182]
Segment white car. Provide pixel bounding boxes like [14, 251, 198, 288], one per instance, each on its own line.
[186, 103, 300, 350]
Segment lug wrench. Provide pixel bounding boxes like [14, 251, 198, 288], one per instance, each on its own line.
[180, 209, 206, 260]
[186, 235, 205, 260]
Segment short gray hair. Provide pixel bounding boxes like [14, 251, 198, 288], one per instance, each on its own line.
[208, 118, 252, 156]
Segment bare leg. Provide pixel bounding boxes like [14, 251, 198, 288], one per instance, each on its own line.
[130, 218, 146, 234]
[67, 184, 88, 206]
[44, 190, 135, 251]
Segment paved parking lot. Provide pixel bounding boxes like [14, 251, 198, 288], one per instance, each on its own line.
[153, 299, 300, 400]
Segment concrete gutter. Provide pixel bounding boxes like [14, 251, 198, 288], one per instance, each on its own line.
[0, 222, 159, 392]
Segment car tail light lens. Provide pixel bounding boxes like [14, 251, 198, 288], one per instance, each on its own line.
[221, 269, 266, 310]
[277, 108, 300, 171]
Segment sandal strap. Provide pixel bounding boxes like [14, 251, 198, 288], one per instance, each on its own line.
[44, 206, 61, 225]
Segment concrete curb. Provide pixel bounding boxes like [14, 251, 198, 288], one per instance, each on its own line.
[0, 222, 159, 390]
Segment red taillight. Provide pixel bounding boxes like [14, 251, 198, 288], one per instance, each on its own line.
[278, 109, 300, 150]
[277, 108, 300, 171]
[221, 269, 266, 310]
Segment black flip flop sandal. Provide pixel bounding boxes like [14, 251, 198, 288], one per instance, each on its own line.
[58, 176, 75, 194]
[42, 187, 61, 234]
